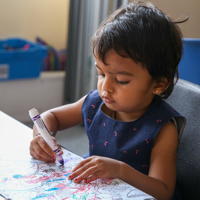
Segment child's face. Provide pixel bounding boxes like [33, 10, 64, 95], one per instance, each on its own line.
[95, 49, 157, 120]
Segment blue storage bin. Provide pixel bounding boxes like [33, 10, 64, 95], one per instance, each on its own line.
[178, 38, 200, 85]
[0, 38, 47, 80]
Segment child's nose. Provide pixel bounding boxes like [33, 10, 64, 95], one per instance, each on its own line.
[101, 77, 114, 92]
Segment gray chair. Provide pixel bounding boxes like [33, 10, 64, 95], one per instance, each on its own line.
[165, 79, 200, 200]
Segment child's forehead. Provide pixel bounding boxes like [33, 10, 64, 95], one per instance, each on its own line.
[94, 49, 143, 71]
[95, 49, 127, 63]
[94, 48, 130, 62]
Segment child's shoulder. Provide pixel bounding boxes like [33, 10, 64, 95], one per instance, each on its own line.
[85, 89, 101, 101]
[82, 89, 102, 109]
[87, 89, 99, 97]
[154, 98, 183, 117]
[153, 98, 186, 139]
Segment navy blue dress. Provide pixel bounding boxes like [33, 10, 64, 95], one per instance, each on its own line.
[81, 89, 186, 199]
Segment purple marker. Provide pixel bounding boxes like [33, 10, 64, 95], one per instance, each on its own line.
[29, 108, 64, 166]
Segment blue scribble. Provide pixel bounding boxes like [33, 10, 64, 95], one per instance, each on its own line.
[66, 179, 73, 187]
[51, 179, 65, 182]
[31, 193, 53, 200]
[45, 187, 59, 191]
[13, 174, 24, 179]
[64, 173, 70, 177]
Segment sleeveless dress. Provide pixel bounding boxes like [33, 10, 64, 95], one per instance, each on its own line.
[81, 89, 186, 199]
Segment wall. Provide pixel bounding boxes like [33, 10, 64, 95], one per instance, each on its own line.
[0, 0, 199, 49]
[129, 0, 200, 38]
[0, 0, 70, 50]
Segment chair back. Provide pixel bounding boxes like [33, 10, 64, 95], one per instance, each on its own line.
[166, 79, 200, 200]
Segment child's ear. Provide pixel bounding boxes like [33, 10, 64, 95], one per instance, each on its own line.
[153, 78, 170, 95]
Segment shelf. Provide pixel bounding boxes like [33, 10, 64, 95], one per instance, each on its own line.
[0, 71, 66, 123]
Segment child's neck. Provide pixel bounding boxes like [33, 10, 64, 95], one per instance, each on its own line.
[101, 104, 152, 122]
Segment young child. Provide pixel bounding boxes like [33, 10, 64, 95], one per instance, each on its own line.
[30, 1, 187, 200]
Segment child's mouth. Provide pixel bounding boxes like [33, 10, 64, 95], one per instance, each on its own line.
[102, 96, 114, 104]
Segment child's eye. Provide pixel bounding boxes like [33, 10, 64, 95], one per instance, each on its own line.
[116, 79, 129, 85]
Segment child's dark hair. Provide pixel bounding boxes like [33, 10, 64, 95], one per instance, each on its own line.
[92, 1, 188, 99]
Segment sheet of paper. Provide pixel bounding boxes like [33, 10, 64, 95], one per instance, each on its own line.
[0, 148, 155, 200]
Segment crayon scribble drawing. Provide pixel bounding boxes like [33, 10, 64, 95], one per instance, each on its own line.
[0, 148, 154, 200]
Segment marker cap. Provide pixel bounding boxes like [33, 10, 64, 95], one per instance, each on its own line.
[29, 108, 39, 118]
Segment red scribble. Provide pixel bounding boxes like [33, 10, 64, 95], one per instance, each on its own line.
[87, 119, 91, 123]
[104, 141, 108, 146]
[103, 123, 106, 126]
[157, 119, 162, 122]
[92, 145, 93, 149]
[114, 131, 117, 136]
[25, 171, 69, 184]
[54, 183, 66, 189]
[0, 179, 7, 182]
[133, 128, 137, 131]
[135, 150, 139, 154]
[123, 151, 127, 153]
[91, 105, 95, 108]
[145, 139, 149, 144]
[143, 164, 147, 167]
[24, 174, 36, 179]
[26, 176, 49, 184]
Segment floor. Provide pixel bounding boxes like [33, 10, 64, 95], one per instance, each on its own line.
[24, 122, 89, 157]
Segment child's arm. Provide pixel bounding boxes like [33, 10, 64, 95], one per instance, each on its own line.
[29, 96, 86, 163]
[118, 121, 178, 200]
[69, 121, 178, 200]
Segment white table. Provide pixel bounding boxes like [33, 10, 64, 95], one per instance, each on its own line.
[0, 111, 33, 152]
[0, 111, 155, 200]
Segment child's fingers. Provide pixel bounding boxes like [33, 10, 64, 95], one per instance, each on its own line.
[69, 160, 94, 180]
[37, 136, 55, 157]
[30, 147, 55, 163]
[73, 166, 99, 183]
[52, 137, 64, 155]
[71, 157, 92, 173]
[30, 136, 55, 162]
[84, 171, 102, 183]
[70, 156, 120, 183]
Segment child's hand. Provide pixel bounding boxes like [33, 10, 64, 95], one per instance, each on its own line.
[29, 135, 63, 163]
[68, 156, 122, 183]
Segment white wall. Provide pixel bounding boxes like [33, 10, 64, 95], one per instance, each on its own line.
[0, 0, 199, 49]
[0, 0, 70, 50]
